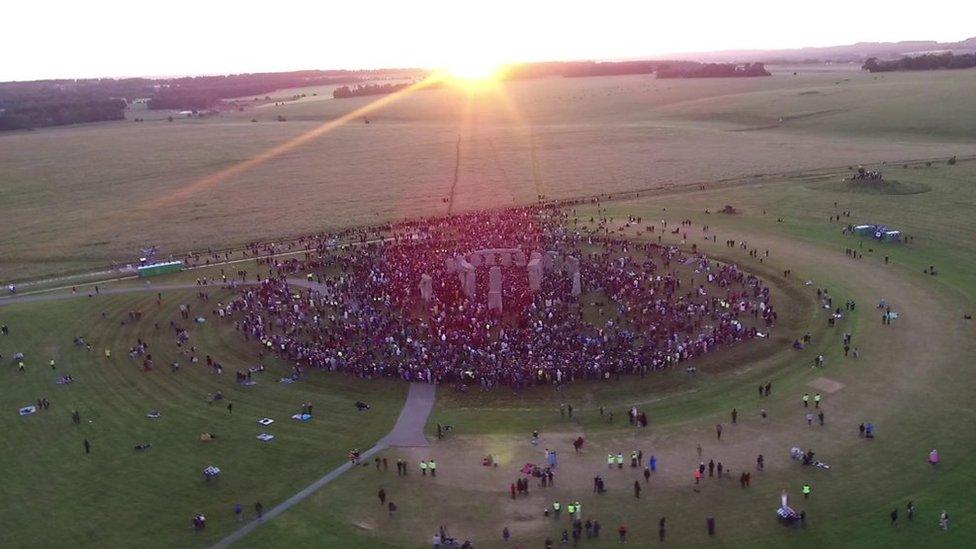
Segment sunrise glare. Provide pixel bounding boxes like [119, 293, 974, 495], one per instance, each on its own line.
[2, 1, 974, 548]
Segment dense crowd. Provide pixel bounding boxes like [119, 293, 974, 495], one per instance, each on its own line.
[225, 205, 776, 388]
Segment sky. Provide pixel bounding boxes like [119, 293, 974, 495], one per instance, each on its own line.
[3, 0, 974, 81]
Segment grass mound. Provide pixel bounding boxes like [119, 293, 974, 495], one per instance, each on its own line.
[809, 178, 931, 195]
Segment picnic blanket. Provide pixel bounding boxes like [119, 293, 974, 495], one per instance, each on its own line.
[258, 418, 275, 426]
[257, 433, 275, 442]
[291, 413, 312, 422]
[18, 405, 37, 416]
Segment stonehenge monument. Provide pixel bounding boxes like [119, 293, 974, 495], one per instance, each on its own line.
[438, 248, 581, 308]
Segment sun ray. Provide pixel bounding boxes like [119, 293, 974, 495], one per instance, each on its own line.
[155, 75, 448, 207]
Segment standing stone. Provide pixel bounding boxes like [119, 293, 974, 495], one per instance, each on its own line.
[488, 266, 503, 312]
[500, 251, 512, 267]
[419, 274, 433, 302]
[514, 251, 527, 267]
[456, 258, 475, 297]
[469, 253, 483, 268]
[571, 271, 582, 297]
[444, 258, 456, 273]
[543, 252, 556, 272]
[527, 257, 543, 292]
[566, 256, 580, 275]
[484, 252, 496, 267]
[464, 269, 477, 298]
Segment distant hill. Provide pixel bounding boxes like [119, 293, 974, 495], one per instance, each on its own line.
[667, 37, 976, 64]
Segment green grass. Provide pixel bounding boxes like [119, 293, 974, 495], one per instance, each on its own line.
[2, 68, 976, 548]
[0, 290, 406, 547]
[229, 160, 976, 548]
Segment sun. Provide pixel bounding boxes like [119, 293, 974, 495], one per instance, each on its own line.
[437, 58, 506, 88]
[445, 60, 502, 81]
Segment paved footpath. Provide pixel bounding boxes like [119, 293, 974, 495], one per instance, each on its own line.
[211, 382, 436, 548]
[1, 276, 438, 547]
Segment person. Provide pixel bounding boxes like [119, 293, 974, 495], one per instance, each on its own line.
[716, 423, 723, 440]
[388, 501, 397, 517]
[553, 500, 561, 518]
[607, 453, 614, 469]
[803, 393, 810, 407]
[83, 439, 91, 454]
[694, 467, 702, 484]
[731, 408, 737, 424]
[814, 393, 822, 408]
[818, 411, 825, 426]
[928, 449, 940, 465]
[891, 508, 898, 525]
[72, 410, 81, 425]
[708, 460, 715, 477]
[907, 501, 916, 521]
[617, 524, 627, 543]
[502, 527, 510, 543]
[939, 510, 950, 530]
[649, 455, 657, 472]
[429, 459, 437, 477]
[634, 480, 641, 498]
[234, 503, 243, 521]
[659, 517, 666, 542]
[227, 402, 233, 414]
[802, 484, 811, 498]
[255, 501, 263, 519]
[706, 516, 716, 536]
[859, 423, 866, 437]
[378, 488, 386, 505]
[421, 460, 428, 476]
[761, 408, 768, 422]
[757, 454, 764, 471]
[616, 452, 624, 469]
[643, 467, 651, 483]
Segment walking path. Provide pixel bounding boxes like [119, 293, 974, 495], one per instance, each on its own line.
[212, 383, 436, 548]
[1, 277, 438, 547]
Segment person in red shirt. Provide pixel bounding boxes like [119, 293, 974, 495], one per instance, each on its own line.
[618, 525, 628, 543]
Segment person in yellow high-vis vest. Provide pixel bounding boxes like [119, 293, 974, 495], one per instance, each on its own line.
[429, 459, 436, 477]
[420, 460, 428, 476]
[552, 501, 561, 518]
[802, 484, 812, 498]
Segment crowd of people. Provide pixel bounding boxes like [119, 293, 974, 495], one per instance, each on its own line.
[223, 205, 776, 388]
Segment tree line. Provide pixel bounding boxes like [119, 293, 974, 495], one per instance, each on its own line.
[332, 82, 414, 99]
[0, 69, 425, 130]
[0, 99, 125, 131]
[862, 52, 976, 72]
[656, 62, 771, 79]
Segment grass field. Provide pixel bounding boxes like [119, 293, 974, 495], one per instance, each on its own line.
[221, 161, 976, 548]
[2, 67, 975, 548]
[2, 67, 975, 281]
[0, 289, 406, 547]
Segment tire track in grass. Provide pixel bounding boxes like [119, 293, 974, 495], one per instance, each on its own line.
[446, 135, 461, 215]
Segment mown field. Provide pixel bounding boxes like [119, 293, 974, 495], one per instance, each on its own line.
[2, 67, 975, 281]
[0, 289, 406, 547]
